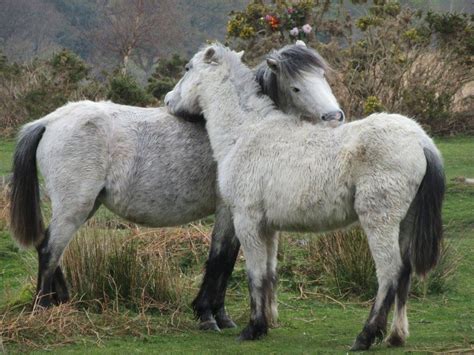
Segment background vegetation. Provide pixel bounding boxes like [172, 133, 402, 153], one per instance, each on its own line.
[226, 0, 473, 134]
[0, 0, 472, 137]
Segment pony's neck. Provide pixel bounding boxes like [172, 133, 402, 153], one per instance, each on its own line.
[200, 62, 276, 162]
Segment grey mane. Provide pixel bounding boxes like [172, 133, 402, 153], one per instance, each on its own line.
[212, 44, 277, 118]
[255, 44, 328, 105]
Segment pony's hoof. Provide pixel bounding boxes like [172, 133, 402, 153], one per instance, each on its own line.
[199, 320, 221, 332]
[34, 295, 54, 309]
[52, 290, 70, 305]
[238, 323, 267, 341]
[214, 308, 237, 329]
[386, 333, 405, 347]
[350, 338, 371, 351]
[216, 315, 237, 329]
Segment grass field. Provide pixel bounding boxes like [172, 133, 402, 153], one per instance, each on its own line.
[0, 136, 473, 353]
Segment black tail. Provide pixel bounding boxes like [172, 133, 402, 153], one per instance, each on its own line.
[411, 147, 445, 277]
[10, 124, 46, 248]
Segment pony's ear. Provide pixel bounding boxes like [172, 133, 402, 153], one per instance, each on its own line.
[236, 50, 244, 60]
[266, 57, 280, 73]
[295, 40, 307, 47]
[204, 47, 217, 63]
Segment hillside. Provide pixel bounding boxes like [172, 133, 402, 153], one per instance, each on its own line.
[1, 0, 472, 76]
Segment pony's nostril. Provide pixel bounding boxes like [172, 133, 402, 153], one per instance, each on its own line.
[322, 110, 345, 122]
[338, 110, 345, 122]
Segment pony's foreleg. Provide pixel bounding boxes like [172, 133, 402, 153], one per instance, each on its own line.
[265, 233, 279, 327]
[192, 204, 239, 331]
[351, 222, 402, 351]
[234, 213, 273, 341]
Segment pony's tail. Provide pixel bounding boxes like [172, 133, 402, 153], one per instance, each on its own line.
[10, 123, 46, 248]
[411, 146, 445, 277]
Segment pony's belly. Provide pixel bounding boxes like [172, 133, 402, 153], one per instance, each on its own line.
[266, 188, 358, 233]
[268, 205, 358, 233]
[101, 185, 217, 227]
[117, 203, 215, 227]
[102, 157, 217, 226]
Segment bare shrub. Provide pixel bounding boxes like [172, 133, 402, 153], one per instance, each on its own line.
[0, 50, 108, 136]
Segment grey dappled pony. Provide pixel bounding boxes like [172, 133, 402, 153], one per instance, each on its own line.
[9, 43, 343, 332]
[165, 43, 445, 350]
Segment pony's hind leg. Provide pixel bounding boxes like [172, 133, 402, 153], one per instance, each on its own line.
[35, 189, 103, 308]
[192, 203, 239, 331]
[50, 197, 102, 305]
[36, 223, 79, 308]
[351, 220, 403, 351]
[52, 265, 69, 304]
[386, 263, 411, 347]
[386, 211, 414, 347]
[36, 228, 70, 306]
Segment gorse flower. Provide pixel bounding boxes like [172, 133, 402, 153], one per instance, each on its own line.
[228, 4, 315, 39]
[265, 14, 280, 30]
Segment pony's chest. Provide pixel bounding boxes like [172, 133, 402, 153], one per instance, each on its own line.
[221, 152, 356, 228]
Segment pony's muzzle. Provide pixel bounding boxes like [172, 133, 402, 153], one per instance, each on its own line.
[164, 91, 173, 108]
[321, 110, 345, 122]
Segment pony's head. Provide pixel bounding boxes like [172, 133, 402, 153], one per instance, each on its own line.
[165, 44, 235, 121]
[256, 41, 344, 126]
[165, 42, 344, 127]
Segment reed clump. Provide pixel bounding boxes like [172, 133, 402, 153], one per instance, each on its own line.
[297, 228, 459, 300]
[62, 222, 212, 313]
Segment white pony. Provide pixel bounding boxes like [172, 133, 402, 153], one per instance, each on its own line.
[9, 43, 344, 332]
[165, 43, 445, 351]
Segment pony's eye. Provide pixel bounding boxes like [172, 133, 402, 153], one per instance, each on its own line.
[292, 87, 300, 93]
[185, 65, 190, 72]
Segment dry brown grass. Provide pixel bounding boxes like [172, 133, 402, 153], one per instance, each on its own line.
[301, 228, 460, 300]
[308, 229, 377, 300]
[61, 221, 212, 313]
[0, 181, 10, 230]
[0, 301, 190, 351]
